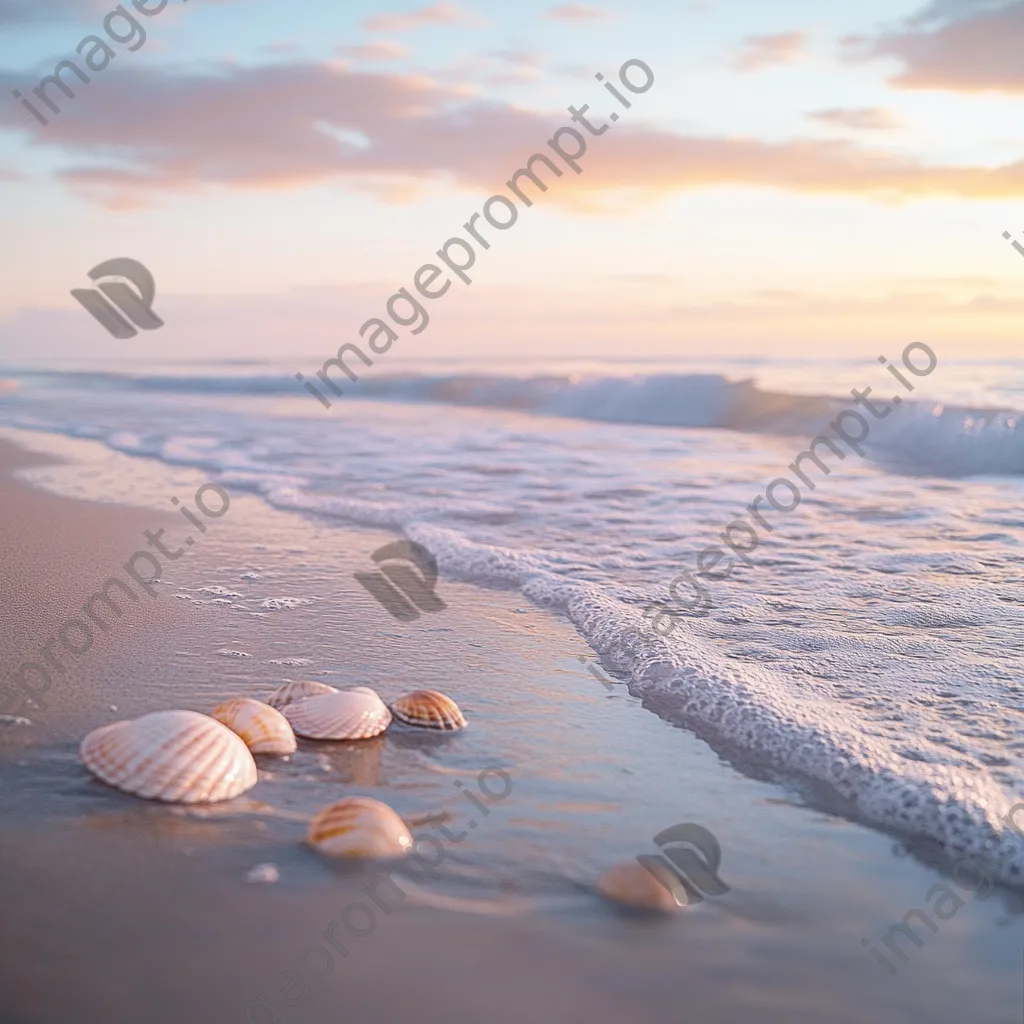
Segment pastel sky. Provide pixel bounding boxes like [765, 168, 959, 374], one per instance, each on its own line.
[1, 0, 1023, 363]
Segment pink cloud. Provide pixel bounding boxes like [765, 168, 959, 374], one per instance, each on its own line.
[808, 107, 902, 131]
[843, 0, 1024, 92]
[547, 4, 608, 19]
[337, 41, 411, 61]
[734, 31, 807, 71]
[363, 3, 467, 33]
[7, 62, 1024, 206]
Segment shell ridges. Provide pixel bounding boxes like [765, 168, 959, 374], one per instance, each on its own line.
[212, 698, 297, 755]
[282, 688, 392, 741]
[307, 797, 413, 859]
[80, 710, 258, 804]
[267, 681, 339, 710]
[391, 690, 466, 731]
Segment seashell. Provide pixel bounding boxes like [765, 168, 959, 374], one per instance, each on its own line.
[282, 688, 392, 741]
[596, 860, 683, 913]
[307, 797, 413, 859]
[390, 690, 466, 731]
[211, 698, 296, 755]
[80, 710, 258, 804]
[266, 680, 339, 710]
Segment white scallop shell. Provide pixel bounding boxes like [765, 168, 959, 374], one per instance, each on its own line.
[596, 861, 682, 913]
[80, 710, 258, 804]
[211, 698, 296, 755]
[282, 688, 392, 740]
[266, 680, 339, 710]
[307, 797, 413, 859]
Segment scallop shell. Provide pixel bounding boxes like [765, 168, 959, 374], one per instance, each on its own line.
[596, 861, 683, 913]
[307, 797, 413, 859]
[266, 680, 339, 710]
[80, 710, 258, 804]
[211, 698, 296, 755]
[282, 688, 392, 740]
[390, 690, 466, 731]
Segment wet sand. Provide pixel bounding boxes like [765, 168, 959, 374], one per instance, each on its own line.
[0, 433, 1021, 1024]
[0, 439, 194, 748]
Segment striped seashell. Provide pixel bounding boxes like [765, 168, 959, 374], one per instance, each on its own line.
[282, 688, 392, 741]
[80, 710, 258, 804]
[211, 698, 296, 755]
[391, 690, 466, 731]
[596, 861, 683, 913]
[307, 797, 413, 859]
[266, 680, 339, 710]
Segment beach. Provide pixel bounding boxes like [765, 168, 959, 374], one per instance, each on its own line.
[6, 0, 1024, 1018]
[0, 422, 1022, 1024]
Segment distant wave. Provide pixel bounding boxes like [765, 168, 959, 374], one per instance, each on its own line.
[8, 368, 1024, 476]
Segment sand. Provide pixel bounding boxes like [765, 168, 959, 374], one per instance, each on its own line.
[0, 440, 196, 747]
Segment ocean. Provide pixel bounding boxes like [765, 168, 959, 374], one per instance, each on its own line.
[3, 352, 1023, 887]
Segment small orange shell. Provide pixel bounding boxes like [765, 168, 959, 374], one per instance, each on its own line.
[211, 698, 296, 755]
[266, 680, 339, 710]
[282, 688, 392, 740]
[391, 690, 466, 731]
[307, 797, 413, 859]
[80, 710, 258, 804]
[596, 861, 682, 913]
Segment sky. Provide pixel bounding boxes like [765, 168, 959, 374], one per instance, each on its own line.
[0, 0, 1023, 364]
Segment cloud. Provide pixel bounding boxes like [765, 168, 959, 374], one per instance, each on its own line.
[547, 4, 608, 19]
[0, 0, 101, 23]
[264, 41, 300, 56]
[904, 0, 1011, 28]
[808, 107, 902, 131]
[734, 31, 806, 71]
[363, 3, 466, 33]
[7, 62, 1024, 207]
[490, 49, 543, 68]
[843, 0, 1024, 92]
[337, 41, 411, 61]
[0, 0, 239, 22]
[7, 282, 1020, 363]
[483, 49, 544, 83]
